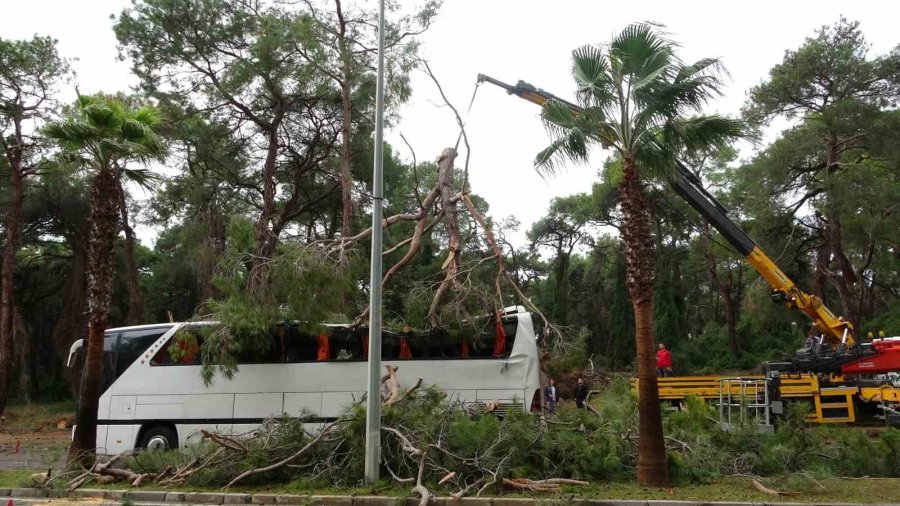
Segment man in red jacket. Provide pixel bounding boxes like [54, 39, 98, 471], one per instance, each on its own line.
[656, 343, 672, 377]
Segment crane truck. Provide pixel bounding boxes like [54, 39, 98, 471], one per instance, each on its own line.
[477, 74, 900, 426]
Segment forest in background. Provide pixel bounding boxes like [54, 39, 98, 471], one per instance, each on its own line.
[0, 2, 898, 407]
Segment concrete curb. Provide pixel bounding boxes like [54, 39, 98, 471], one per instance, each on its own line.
[2, 488, 899, 506]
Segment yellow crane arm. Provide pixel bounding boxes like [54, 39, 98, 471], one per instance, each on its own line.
[476, 74, 854, 347]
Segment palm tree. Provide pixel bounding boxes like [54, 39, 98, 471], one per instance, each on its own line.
[44, 95, 165, 464]
[535, 24, 743, 486]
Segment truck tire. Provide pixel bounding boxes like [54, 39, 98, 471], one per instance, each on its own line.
[138, 426, 178, 452]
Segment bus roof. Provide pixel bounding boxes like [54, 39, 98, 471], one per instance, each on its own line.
[105, 323, 178, 332]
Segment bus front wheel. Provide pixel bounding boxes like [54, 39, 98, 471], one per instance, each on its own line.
[138, 426, 178, 452]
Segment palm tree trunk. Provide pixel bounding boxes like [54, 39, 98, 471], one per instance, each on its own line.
[118, 180, 144, 325]
[0, 169, 25, 415]
[619, 155, 668, 487]
[69, 168, 121, 465]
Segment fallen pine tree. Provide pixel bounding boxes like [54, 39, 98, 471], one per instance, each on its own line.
[58, 367, 597, 502]
[48, 376, 900, 502]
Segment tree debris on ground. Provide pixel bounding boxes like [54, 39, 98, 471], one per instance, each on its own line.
[45, 377, 900, 502]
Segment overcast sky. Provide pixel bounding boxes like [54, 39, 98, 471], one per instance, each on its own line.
[2, 0, 898, 246]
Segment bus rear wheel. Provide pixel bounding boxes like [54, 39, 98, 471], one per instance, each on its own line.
[138, 426, 178, 452]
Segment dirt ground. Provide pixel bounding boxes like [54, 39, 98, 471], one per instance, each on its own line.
[0, 403, 73, 471]
[0, 429, 69, 470]
[7, 500, 103, 506]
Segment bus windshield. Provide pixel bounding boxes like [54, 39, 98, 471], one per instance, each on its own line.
[67, 324, 176, 392]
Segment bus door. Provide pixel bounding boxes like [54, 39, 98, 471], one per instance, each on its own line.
[106, 327, 171, 454]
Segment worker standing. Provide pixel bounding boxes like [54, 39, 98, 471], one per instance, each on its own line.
[656, 343, 673, 377]
[574, 377, 588, 409]
[804, 333, 817, 348]
[544, 378, 559, 415]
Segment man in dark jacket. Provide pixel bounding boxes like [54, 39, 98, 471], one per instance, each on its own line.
[574, 377, 588, 409]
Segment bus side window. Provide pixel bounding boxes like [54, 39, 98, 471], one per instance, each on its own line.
[501, 319, 518, 355]
[472, 324, 495, 358]
[101, 333, 119, 392]
[441, 332, 463, 358]
[330, 328, 363, 360]
[381, 332, 398, 359]
[403, 331, 443, 359]
[233, 328, 281, 364]
[284, 328, 318, 362]
[426, 332, 444, 358]
[151, 330, 202, 365]
[117, 328, 169, 376]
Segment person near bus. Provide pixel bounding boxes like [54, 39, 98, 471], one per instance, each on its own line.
[804, 333, 817, 349]
[544, 378, 559, 414]
[574, 377, 588, 409]
[656, 343, 673, 377]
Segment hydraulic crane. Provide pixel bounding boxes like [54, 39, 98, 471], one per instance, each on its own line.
[476, 73, 900, 378]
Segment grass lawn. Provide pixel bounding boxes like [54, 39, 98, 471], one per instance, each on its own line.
[2, 470, 897, 504]
[2, 402, 74, 430]
[570, 477, 898, 503]
[0, 470, 36, 488]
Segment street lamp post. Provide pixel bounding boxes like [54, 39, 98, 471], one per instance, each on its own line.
[364, 0, 386, 485]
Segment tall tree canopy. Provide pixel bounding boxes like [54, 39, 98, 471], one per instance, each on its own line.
[743, 17, 900, 333]
[0, 35, 69, 415]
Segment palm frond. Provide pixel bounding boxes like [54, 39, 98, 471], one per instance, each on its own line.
[119, 166, 163, 191]
[571, 45, 614, 107]
[534, 131, 589, 176]
[632, 48, 673, 91]
[83, 103, 120, 130]
[121, 118, 155, 142]
[676, 57, 725, 82]
[76, 94, 98, 108]
[47, 151, 90, 173]
[117, 138, 167, 162]
[535, 23, 736, 186]
[609, 22, 674, 78]
[541, 99, 580, 132]
[638, 73, 724, 119]
[663, 115, 746, 154]
[43, 121, 98, 146]
[132, 105, 163, 127]
[48, 94, 167, 183]
[580, 113, 622, 149]
[632, 138, 669, 171]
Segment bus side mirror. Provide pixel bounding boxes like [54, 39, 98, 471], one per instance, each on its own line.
[67, 340, 84, 367]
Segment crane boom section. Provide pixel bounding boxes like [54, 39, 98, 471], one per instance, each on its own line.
[477, 74, 854, 347]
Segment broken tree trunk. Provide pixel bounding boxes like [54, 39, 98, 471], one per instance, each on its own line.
[426, 147, 463, 327]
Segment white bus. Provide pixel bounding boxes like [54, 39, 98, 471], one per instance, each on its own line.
[67, 306, 542, 454]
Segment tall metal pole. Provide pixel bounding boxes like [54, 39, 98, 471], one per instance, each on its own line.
[364, 0, 386, 484]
